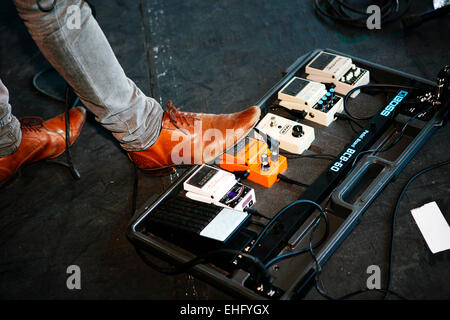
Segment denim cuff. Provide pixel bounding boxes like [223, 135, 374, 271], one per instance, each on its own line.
[0, 115, 22, 158]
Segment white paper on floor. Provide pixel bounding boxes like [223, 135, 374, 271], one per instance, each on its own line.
[410, 201, 450, 254]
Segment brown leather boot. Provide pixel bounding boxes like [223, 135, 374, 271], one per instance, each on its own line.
[0, 106, 86, 184]
[128, 101, 261, 171]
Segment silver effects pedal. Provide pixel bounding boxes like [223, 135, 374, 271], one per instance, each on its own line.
[278, 76, 344, 126]
[183, 164, 256, 211]
[305, 51, 370, 98]
[256, 113, 314, 154]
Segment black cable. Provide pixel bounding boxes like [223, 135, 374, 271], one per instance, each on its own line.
[131, 164, 273, 290]
[348, 118, 358, 134]
[256, 193, 331, 270]
[402, 3, 450, 30]
[269, 105, 307, 120]
[384, 158, 450, 300]
[264, 209, 330, 268]
[343, 84, 422, 121]
[377, 106, 432, 154]
[314, 0, 412, 28]
[315, 282, 406, 300]
[314, 159, 450, 300]
[350, 106, 432, 169]
[136, 247, 266, 276]
[251, 195, 401, 300]
[334, 112, 364, 134]
[281, 151, 336, 161]
[244, 207, 271, 221]
[262, 193, 406, 300]
[277, 173, 310, 188]
[136, 246, 272, 289]
[251, 200, 325, 251]
[63, 86, 81, 179]
[309, 216, 406, 300]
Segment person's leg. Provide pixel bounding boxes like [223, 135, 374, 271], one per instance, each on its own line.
[12, 0, 261, 172]
[13, 0, 164, 152]
[0, 79, 22, 158]
[0, 75, 86, 183]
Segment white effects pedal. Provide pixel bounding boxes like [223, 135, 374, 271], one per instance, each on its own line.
[278, 76, 344, 126]
[256, 113, 314, 154]
[305, 51, 370, 98]
[183, 164, 256, 212]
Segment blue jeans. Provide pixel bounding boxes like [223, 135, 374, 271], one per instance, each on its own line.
[0, 0, 163, 157]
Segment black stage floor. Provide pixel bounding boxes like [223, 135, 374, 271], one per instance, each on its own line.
[0, 0, 449, 299]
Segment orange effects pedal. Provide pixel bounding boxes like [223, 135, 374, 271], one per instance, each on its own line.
[219, 136, 287, 188]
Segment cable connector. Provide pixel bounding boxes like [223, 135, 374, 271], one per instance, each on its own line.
[270, 105, 307, 120]
[334, 112, 351, 120]
[277, 173, 310, 188]
[244, 207, 271, 221]
[233, 170, 250, 182]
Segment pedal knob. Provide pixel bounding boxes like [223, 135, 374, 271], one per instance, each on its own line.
[261, 153, 270, 171]
[329, 88, 335, 97]
[292, 125, 304, 138]
[346, 73, 354, 82]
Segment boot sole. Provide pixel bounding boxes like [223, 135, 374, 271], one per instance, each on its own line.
[0, 169, 21, 189]
[0, 142, 81, 188]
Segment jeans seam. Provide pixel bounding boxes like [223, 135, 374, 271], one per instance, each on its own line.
[54, 0, 132, 137]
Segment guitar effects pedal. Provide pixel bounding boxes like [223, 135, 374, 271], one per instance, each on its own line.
[305, 51, 370, 98]
[256, 113, 315, 154]
[219, 136, 288, 188]
[278, 77, 344, 126]
[183, 164, 256, 211]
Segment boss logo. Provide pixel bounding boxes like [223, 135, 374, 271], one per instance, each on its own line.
[380, 90, 408, 117]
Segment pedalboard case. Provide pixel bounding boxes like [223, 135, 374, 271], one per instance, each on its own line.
[127, 49, 445, 300]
